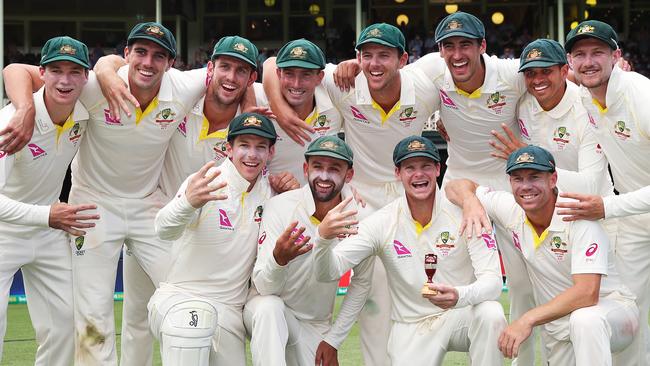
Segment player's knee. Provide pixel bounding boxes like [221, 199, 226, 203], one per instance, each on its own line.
[569, 307, 606, 335]
[473, 301, 507, 329]
[247, 295, 286, 324]
[160, 300, 218, 340]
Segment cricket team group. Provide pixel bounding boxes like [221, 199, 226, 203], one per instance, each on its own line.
[0, 9, 648, 366]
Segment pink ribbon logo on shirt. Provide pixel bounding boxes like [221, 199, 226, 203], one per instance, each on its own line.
[219, 209, 233, 229]
[393, 240, 411, 255]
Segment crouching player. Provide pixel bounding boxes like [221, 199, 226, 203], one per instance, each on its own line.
[245, 136, 371, 366]
[148, 113, 276, 365]
[0, 36, 98, 365]
[446, 145, 639, 365]
[313, 135, 506, 365]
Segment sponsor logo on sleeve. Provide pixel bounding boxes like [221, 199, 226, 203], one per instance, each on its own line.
[585, 242, 598, 257]
[258, 231, 267, 245]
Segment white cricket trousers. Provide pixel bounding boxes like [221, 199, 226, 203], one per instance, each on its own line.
[388, 301, 506, 365]
[243, 294, 331, 366]
[0, 228, 74, 366]
[69, 185, 171, 366]
[542, 293, 639, 366]
[350, 178, 404, 366]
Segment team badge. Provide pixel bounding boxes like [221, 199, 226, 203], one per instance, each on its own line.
[74, 236, 85, 256]
[313, 115, 331, 134]
[155, 108, 177, 129]
[254, 205, 263, 223]
[552, 126, 570, 150]
[146, 25, 164, 38]
[399, 107, 417, 126]
[526, 49, 542, 60]
[613, 120, 631, 140]
[59, 44, 77, 55]
[435, 231, 456, 257]
[289, 47, 307, 59]
[319, 140, 338, 150]
[392, 240, 412, 257]
[243, 116, 262, 127]
[407, 140, 426, 151]
[447, 20, 462, 30]
[549, 236, 568, 261]
[68, 122, 82, 145]
[486, 92, 507, 114]
[367, 28, 383, 38]
[233, 43, 249, 53]
[212, 141, 228, 159]
[515, 152, 534, 164]
[577, 25, 595, 34]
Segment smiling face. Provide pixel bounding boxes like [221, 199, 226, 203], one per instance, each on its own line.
[395, 157, 440, 202]
[226, 134, 274, 184]
[509, 169, 557, 215]
[439, 37, 486, 88]
[40, 61, 88, 108]
[357, 43, 408, 93]
[277, 67, 323, 109]
[568, 38, 620, 90]
[207, 55, 257, 107]
[304, 155, 353, 202]
[523, 64, 568, 110]
[124, 40, 174, 94]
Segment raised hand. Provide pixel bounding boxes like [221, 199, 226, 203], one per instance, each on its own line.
[318, 196, 359, 240]
[185, 161, 228, 208]
[49, 203, 100, 236]
[273, 221, 313, 266]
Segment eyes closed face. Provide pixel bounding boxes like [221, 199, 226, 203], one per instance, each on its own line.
[227, 134, 274, 184]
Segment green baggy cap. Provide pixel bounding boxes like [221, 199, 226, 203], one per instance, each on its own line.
[40, 36, 90, 69]
[305, 135, 354, 165]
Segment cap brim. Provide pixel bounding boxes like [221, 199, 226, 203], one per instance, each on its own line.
[212, 51, 257, 69]
[229, 128, 276, 141]
[41, 55, 90, 69]
[518, 60, 565, 72]
[304, 150, 352, 164]
[129, 35, 176, 58]
[395, 152, 440, 166]
[435, 31, 482, 43]
[565, 34, 617, 52]
[277, 59, 323, 69]
[506, 163, 555, 174]
[356, 39, 402, 52]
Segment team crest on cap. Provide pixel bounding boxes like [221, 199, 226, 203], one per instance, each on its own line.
[59, 44, 77, 55]
[289, 46, 307, 59]
[233, 43, 249, 53]
[447, 20, 462, 30]
[407, 140, 426, 151]
[577, 24, 595, 34]
[243, 116, 262, 127]
[146, 25, 164, 38]
[319, 140, 338, 150]
[515, 152, 534, 164]
[367, 28, 383, 38]
[526, 49, 542, 60]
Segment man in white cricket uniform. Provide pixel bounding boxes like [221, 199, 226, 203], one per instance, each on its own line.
[446, 145, 639, 365]
[313, 135, 505, 365]
[556, 20, 650, 365]
[0, 36, 97, 366]
[263, 24, 440, 365]
[245, 136, 371, 365]
[149, 113, 276, 366]
[159, 35, 265, 198]
[261, 39, 343, 187]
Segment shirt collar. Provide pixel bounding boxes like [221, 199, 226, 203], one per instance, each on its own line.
[604, 65, 624, 108]
[219, 158, 253, 195]
[531, 81, 578, 119]
[314, 83, 334, 112]
[33, 87, 89, 135]
[399, 186, 443, 228]
[442, 53, 497, 94]
[118, 64, 173, 102]
[354, 69, 415, 107]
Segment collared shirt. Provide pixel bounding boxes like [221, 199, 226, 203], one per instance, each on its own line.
[261, 77, 343, 186]
[323, 64, 440, 184]
[476, 186, 634, 339]
[73, 66, 206, 198]
[411, 53, 526, 190]
[252, 184, 371, 349]
[0, 87, 88, 235]
[314, 189, 502, 323]
[579, 66, 650, 217]
[159, 83, 267, 198]
[517, 81, 613, 196]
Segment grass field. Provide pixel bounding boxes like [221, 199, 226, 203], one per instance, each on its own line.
[2, 292, 522, 365]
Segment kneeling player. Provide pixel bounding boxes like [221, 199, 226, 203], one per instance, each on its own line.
[313, 136, 506, 365]
[446, 145, 639, 366]
[148, 113, 276, 366]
